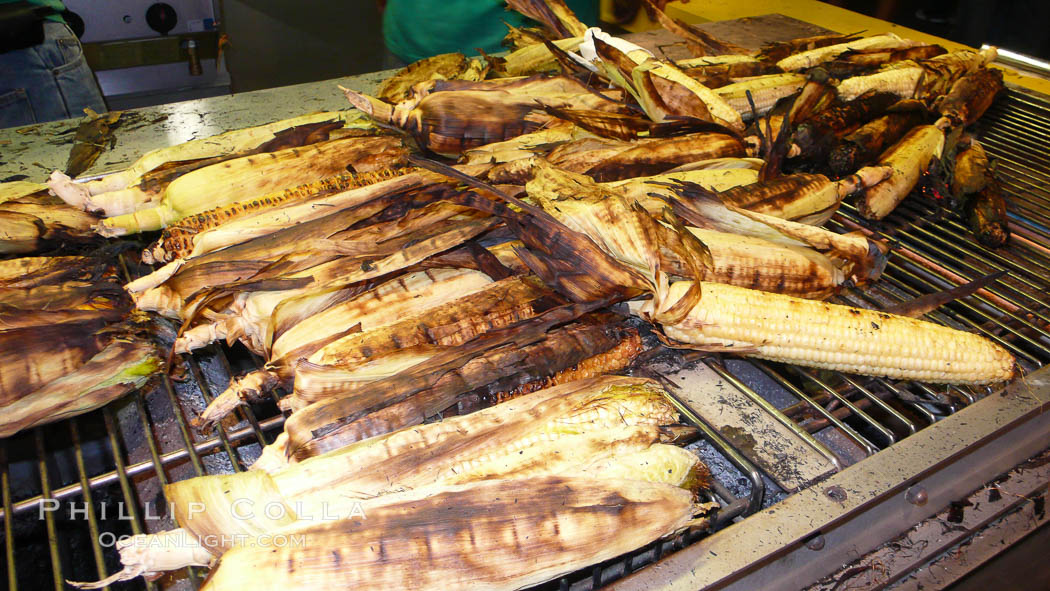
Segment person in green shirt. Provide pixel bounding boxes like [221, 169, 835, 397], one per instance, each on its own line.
[1, 0, 106, 128]
[381, 0, 600, 65]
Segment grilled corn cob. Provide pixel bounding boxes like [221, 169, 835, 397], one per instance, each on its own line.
[827, 106, 927, 177]
[790, 92, 901, 161]
[481, 328, 643, 404]
[98, 136, 406, 236]
[858, 124, 945, 220]
[583, 133, 747, 181]
[48, 111, 367, 211]
[935, 67, 1004, 129]
[74, 377, 692, 588]
[492, 36, 585, 76]
[823, 44, 947, 78]
[194, 268, 522, 429]
[199, 476, 697, 591]
[687, 167, 892, 224]
[757, 33, 864, 63]
[714, 73, 807, 119]
[634, 280, 1015, 384]
[951, 138, 990, 197]
[342, 77, 619, 156]
[376, 53, 486, 103]
[271, 375, 677, 488]
[606, 161, 762, 207]
[283, 311, 642, 459]
[143, 168, 408, 263]
[835, 61, 923, 101]
[632, 60, 746, 132]
[777, 33, 920, 71]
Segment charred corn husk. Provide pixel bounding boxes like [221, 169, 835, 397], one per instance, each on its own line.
[606, 162, 762, 206]
[0, 200, 100, 254]
[305, 276, 552, 369]
[463, 122, 589, 165]
[533, 165, 854, 297]
[951, 138, 990, 197]
[837, 48, 996, 103]
[194, 267, 504, 429]
[506, 0, 588, 38]
[632, 60, 746, 132]
[282, 309, 641, 459]
[635, 280, 1015, 384]
[0, 262, 163, 437]
[823, 44, 947, 77]
[278, 276, 556, 412]
[199, 476, 696, 591]
[75, 376, 693, 588]
[576, 133, 748, 182]
[757, 33, 864, 63]
[777, 33, 921, 71]
[142, 168, 412, 264]
[200, 376, 679, 506]
[965, 178, 1011, 248]
[950, 139, 1010, 247]
[677, 54, 781, 80]
[0, 180, 48, 204]
[674, 228, 848, 299]
[93, 474, 696, 590]
[935, 67, 1004, 129]
[98, 136, 406, 236]
[49, 112, 371, 212]
[492, 36, 585, 76]
[686, 166, 892, 224]
[270, 375, 678, 489]
[714, 73, 807, 119]
[827, 106, 927, 177]
[858, 124, 946, 220]
[343, 76, 619, 156]
[790, 92, 901, 160]
[0, 255, 107, 286]
[0, 331, 162, 438]
[481, 328, 643, 404]
[376, 53, 486, 103]
[916, 48, 997, 100]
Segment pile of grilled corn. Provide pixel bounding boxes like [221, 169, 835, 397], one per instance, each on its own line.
[0, 0, 1023, 588]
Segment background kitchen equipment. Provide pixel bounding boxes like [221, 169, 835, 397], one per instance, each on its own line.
[62, 1, 388, 109]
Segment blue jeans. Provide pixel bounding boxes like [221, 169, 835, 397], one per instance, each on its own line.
[0, 21, 106, 128]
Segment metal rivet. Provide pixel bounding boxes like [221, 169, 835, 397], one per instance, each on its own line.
[825, 485, 847, 502]
[805, 534, 825, 551]
[906, 485, 928, 506]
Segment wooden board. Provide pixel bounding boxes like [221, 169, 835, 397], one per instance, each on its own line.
[625, 13, 834, 61]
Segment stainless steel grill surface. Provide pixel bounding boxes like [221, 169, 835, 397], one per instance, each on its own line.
[3, 88, 1050, 591]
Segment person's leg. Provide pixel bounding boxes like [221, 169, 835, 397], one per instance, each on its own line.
[36, 22, 106, 119]
[0, 21, 105, 128]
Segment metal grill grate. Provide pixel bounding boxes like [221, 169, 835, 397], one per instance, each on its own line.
[3, 87, 1050, 591]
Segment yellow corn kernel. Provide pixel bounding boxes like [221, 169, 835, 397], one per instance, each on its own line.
[638, 281, 1015, 384]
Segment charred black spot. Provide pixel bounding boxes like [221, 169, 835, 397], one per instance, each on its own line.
[871, 322, 880, 330]
[849, 309, 861, 315]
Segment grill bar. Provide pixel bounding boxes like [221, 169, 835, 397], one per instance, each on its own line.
[69, 419, 110, 590]
[1, 442, 15, 591]
[35, 430, 63, 591]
